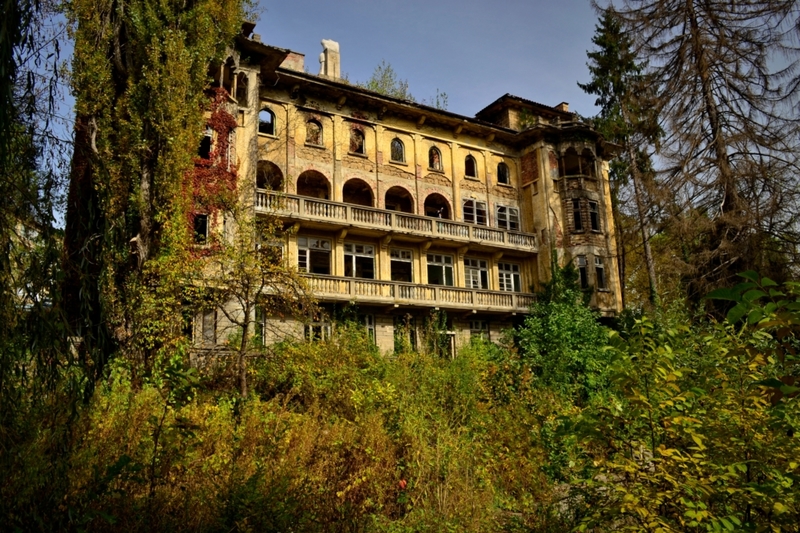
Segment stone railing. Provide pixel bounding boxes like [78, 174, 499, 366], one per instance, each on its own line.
[302, 275, 535, 313]
[256, 191, 537, 252]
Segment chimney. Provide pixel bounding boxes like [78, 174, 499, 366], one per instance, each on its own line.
[319, 39, 341, 79]
[555, 102, 569, 112]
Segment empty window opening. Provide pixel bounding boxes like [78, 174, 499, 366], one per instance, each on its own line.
[464, 258, 489, 289]
[589, 201, 600, 231]
[297, 237, 331, 275]
[390, 248, 413, 282]
[359, 314, 376, 343]
[496, 205, 520, 231]
[258, 108, 275, 135]
[470, 320, 489, 340]
[306, 119, 322, 145]
[194, 214, 209, 244]
[394, 315, 417, 352]
[582, 149, 596, 178]
[256, 160, 284, 191]
[595, 256, 606, 290]
[429, 146, 442, 171]
[498, 262, 521, 292]
[254, 306, 266, 347]
[198, 128, 212, 159]
[385, 186, 414, 213]
[424, 193, 451, 219]
[344, 243, 375, 279]
[577, 255, 589, 289]
[305, 318, 331, 342]
[427, 254, 454, 286]
[235, 73, 248, 107]
[350, 128, 365, 154]
[342, 178, 373, 207]
[497, 162, 510, 185]
[296, 170, 330, 200]
[201, 309, 216, 346]
[561, 148, 580, 177]
[465, 155, 477, 178]
[572, 198, 583, 232]
[390, 138, 405, 162]
[463, 199, 487, 225]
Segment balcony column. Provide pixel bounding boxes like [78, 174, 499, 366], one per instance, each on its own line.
[449, 141, 461, 221]
[491, 251, 503, 291]
[374, 124, 383, 207]
[333, 229, 348, 277]
[455, 245, 468, 288]
[420, 241, 432, 284]
[379, 235, 392, 282]
[332, 115, 343, 202]
[413, 133, 423, 214]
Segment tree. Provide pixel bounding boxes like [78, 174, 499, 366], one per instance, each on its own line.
[579, 8, 662, 307]
[63, 0, 245, 380]
[604, 0, 800, 301]
[359, 59, 414, 100]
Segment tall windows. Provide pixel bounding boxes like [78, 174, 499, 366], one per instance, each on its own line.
[572, 198, 583, 231]
[464, 258, 489, 289]
[390, 248, 413, 282]
[496, 205, 520, 230]
[429, 146, 442, 170]
[427, 254, 454, 286]
[198, 127, 212, 158]
[577, 255, 589, 289]
[344, 243, 375, 279]
[201, 309, 216, 346]
[589, 200, 600, 231]
[193, 214, 209, 244]
[497, 162, 510, 184]
[465, 155, 477, 178]
[498, 262, 521, 292]
[258, 108, 275, 135]
[462, 199, 487, 225]
[595, 256, 606, 290]
[305, 119, 322, 145]
[350, 128, 365, 154]
[297, 237, 331, 275]
[390, 138, 405, 162]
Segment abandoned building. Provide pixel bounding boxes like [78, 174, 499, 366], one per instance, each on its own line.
[195, 25, 622, 354]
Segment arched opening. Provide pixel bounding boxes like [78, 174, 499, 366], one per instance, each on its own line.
[429, 146, 442, 171]
[235, 72, 248, 107]
[350, 128, 365, 154]
[306, 119, 322, 145]
[561, 148, 580, 177]
[342, 178, 373, 206]
[258, 108, 275, 135]
[256, 161, 283, 191]
[465, 155, 477, 178]
[390, 138, 405, 162]
[424, 193, 451, 219]
[385, 186, 414, 213]
[497, 162, 510, 184]
[296, 170, 330, 200]
[581, 148, 596, 178]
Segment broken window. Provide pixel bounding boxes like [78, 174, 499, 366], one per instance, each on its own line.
[350, 128, 365, 154]
[194, 214, 209, 244]
[427, 254, 454, 286]
[496, 205, 520, 231]
[258, 108, 275, 135]
[344, 243, 375, 279]
[464, 258, 489, 289]
[201, 309, 216, 346]
[429, 146, 442, 170]
[589, 201, 600, 231]
[465, 155, 477, 178]
[297, 237, 331, 275]
[306, 119, 322, 145]
[572, 198, 583, 232]
[469, 320, 489, 340]
[595, 256, 606, 290]
[198, 128, 212, 159]
[463, 199, 487, 226]
[562, 148, 581, 177]
[390, 248, 413, 282]
[390, 138, 405, 162]
[497, 162, 510, 185]
[577, 255, 589, 289]
[498, 262, 521, 292]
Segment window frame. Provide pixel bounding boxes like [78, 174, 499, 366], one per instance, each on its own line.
[497, 162, 510, 185]
[344, 242, 376, 279]
[465, 155, 478, 178]
[464, 257, 489, 290]
[305, 119, 323, 146]
[463, 199, 488, 226]
[427, 253, 454, 286]
[577, 255, 589, 289]
[390, 248, 414, 282]
[201, 308, 216, 346]
[428, 146, 443, 171]
[572, 198, 583, 232]
[498, 262, 522, 292]
[390, 138, 405, 163]
[496, 205, 520, 231]
[589, 200, 600, 232]
[193, 213, 209, 244]
[595, 256, 607, 290]
[297, 236, 332, 275]
[349, 128, 365, 155]
[258, 107, 275, 136]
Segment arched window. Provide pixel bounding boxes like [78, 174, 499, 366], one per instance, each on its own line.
[390, 138, 405, 162]
[306, 119, 322, 145]
[256, 161, 284, 191]
[342, 178, 374, 207]
[296, 170, 331, 200]
[350, 128, 365, 154]
[258, 108, 275, 135]
[465, 155, 477, 178]
[428, 146, 442, 171]
[424, 193, 451, 219]
[385, 186, 414, 213]
[497, 162, 510, 185]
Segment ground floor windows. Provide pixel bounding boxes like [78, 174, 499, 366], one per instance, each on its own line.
[359, 314, 375, 343]
[298, 237, 331, 275]
[344, 243, 375, 279]
[595, 256, 606, 290]
[305, 317, 331, 341]
[427, 254, 454, 286]
[469, 320, 489, 339]
[498, 262, 521, 292]
[201, 309, 216, 346]
[390, 248, 413, 282]
[577, 255, 589, 289]
[464, 258, 489, 289]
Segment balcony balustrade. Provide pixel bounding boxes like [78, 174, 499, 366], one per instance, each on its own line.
[255, 191, 537, 252]
[301, 274, 535, 313]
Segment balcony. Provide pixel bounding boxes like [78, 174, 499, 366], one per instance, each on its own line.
[302, 275, 535, 314]
[255, 191, 538, 253]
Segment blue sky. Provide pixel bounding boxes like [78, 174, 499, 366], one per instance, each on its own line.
[255, 0, 604, 118]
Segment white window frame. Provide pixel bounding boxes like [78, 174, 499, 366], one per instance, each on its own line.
[496, 205, 520, 231]
[589, 200, 600, 232]
[390, 248, 414, 282]
[595, 256, 607, 290]
[464, 257, 489, 289]
[498, 262, 521, 292]
[344, 242, 375, 279]
[297, 237, 331, 274]
[427, 253, 454, 286]
[463, 199, 488, 226]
